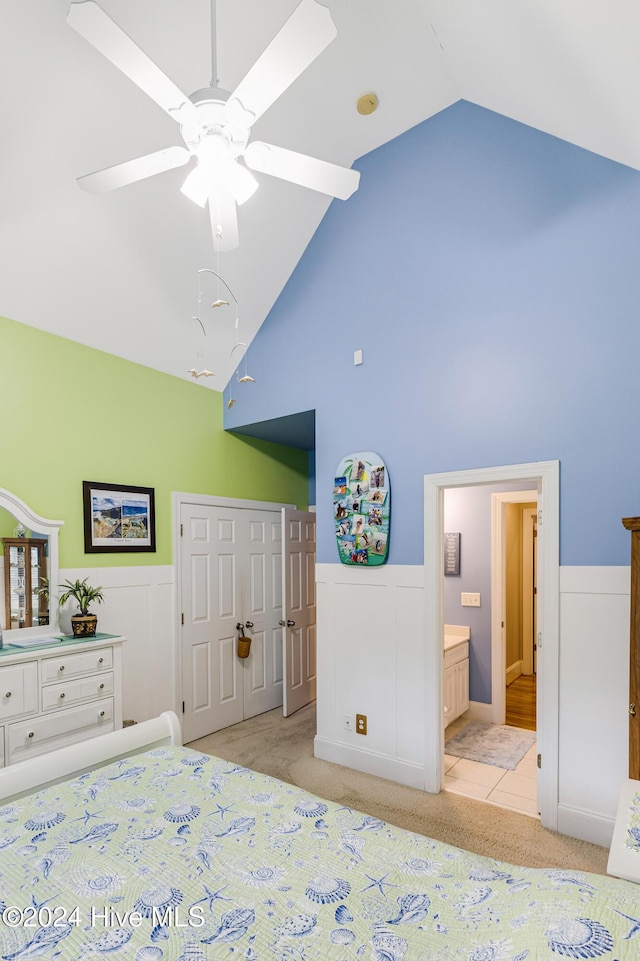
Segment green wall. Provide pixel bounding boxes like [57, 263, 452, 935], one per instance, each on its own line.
[0, 315, 308, 567]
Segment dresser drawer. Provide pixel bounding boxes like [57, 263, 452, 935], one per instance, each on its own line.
[41, 647, 113, 684]
[8, 697, 114, 765]
[42, 672, 114, 712]
[0, 661, 38, 721]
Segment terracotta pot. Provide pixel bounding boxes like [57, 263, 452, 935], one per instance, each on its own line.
[71, 613, 98, 637]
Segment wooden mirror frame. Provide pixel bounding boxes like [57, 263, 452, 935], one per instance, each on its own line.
[0, 488, 63, 641]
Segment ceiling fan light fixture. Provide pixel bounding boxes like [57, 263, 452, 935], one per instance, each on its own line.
[180, 166, 209, 207]
[181, 151, 257, 209]
[227, 161, 258, 206]
[67, 0, 357, 254]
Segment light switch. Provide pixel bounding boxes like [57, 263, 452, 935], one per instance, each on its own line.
[461, 592, 481, 607]
[354, 349, 363, 366]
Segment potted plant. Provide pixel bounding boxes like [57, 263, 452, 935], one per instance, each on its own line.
[58, 577, 104, 638]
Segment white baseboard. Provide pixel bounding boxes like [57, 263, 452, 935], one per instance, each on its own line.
[465, 701, 495, 723]
[505, 660, 522, 687]
[556, 803, 615, 848]
[314, 736, 427, 791]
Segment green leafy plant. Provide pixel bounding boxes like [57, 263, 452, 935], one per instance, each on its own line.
[58, 577, 104, 615]
[34, 576, 49, 603]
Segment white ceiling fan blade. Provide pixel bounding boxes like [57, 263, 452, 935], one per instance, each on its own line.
[226, 0, 337, 127]
[209, 192, 239, 252]
[67, 1, 197, 125]
[245, 141, 360, 200]
[77, 146, 192, 193]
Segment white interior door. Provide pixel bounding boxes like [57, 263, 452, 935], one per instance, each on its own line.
[180, 503, 283, 741]
[282, 508, 316, 717]
[242, 510, 283, 719]
[181, 503, 243, 741]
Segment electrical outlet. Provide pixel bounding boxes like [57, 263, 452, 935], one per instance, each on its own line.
[461, 592, 481, 607]
[344, 714, 354, 732]
[356, 713, 367, 735]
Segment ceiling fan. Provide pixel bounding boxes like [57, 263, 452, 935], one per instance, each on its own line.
[67, 0, 360, 251]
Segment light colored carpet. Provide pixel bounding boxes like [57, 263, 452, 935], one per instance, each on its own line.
[445, 719, 536, 770]
[187, 702, 609, 876]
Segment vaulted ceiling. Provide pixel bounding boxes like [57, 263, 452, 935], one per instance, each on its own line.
[2, 1, 639, 385]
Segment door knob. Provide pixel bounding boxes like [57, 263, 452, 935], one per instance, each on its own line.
[287, 619, 295, 627]
[630, 703, 637, 717]
[236, 622, 244, 631]
[245, 621, 254, 629]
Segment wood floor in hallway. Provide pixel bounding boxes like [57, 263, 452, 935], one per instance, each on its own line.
[506, 673, 536, 731]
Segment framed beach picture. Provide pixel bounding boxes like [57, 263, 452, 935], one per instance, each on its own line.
[83, 481, 156, 553]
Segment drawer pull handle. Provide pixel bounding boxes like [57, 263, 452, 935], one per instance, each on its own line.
[59, 692, 65, 699]
[99, 683, 105, 690]
[99, 710, 105, 718]
[4, 691, 11, 699]
[98, 658, 104, 664]
[28, 731, 34, 739]
[59, 665, 65, 672]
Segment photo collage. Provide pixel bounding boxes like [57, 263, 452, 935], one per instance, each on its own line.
[334, 451, 390, 565]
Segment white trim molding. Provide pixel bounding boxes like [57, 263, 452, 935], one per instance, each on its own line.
[424, 461, 560, 832]
[0, 487, 64, 641]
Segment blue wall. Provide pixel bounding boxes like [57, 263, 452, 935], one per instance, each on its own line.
[226, 101, 640, 566]
[444, 483, 534, 703]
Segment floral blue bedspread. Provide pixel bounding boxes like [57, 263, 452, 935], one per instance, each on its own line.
[0, 745, 638, 960]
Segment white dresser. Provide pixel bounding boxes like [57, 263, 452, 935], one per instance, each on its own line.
[443, 624, 470, 727]
[0, 634, 124, 767]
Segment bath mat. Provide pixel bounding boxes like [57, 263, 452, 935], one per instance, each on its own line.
[445, 720, 535, 771]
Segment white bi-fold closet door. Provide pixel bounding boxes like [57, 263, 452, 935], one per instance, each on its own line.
[180, 502, 284, 742]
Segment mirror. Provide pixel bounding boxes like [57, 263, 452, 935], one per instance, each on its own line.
[0, 489, 63, 640]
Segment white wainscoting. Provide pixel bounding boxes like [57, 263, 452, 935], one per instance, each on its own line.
[60, 566, 176, 725]
[315, 562, 631, 847]
[557, 566, 630, 846]
[315, 563, 426, 789]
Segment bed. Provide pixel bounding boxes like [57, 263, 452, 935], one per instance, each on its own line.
[0, 713, 638, 960]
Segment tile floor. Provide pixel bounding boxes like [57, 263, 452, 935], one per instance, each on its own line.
[444, 716, 538, 817]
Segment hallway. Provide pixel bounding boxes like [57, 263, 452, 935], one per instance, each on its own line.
[506, 674, 536, 731]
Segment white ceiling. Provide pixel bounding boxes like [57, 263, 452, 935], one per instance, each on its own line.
[2, 1, 639, 385]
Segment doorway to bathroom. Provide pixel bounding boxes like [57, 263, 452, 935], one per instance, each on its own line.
[440, 484, 538, 815]
[423, 460, 560, 833]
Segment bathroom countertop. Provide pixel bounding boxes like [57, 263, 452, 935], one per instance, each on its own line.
[444, 624, 470, 651]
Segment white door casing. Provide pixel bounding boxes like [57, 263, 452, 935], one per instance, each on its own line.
[175, 493, 293, 743]
[282, 508, 317, 717]
[522, 507, 537, 676]
[424, 461, 559, 832]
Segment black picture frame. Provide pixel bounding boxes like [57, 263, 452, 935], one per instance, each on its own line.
[83, 481, 156, 553]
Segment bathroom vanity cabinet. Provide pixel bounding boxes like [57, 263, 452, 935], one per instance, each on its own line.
[443, 625, 470, 727]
